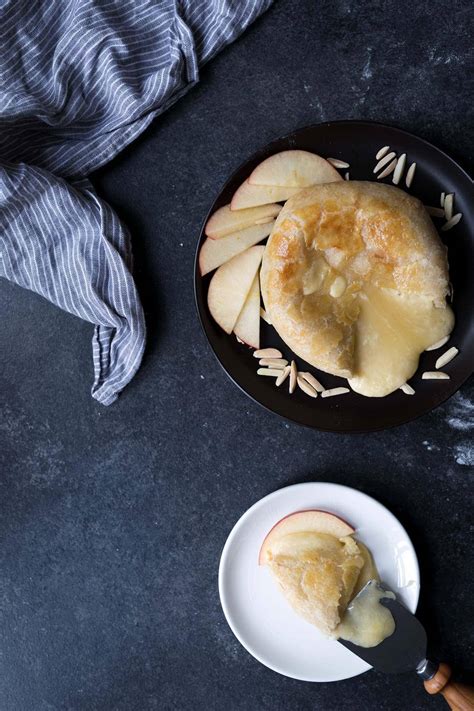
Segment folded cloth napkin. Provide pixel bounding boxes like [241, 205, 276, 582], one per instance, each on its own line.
[0, 0, 272, 405]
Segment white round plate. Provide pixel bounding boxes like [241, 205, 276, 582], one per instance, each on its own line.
[218, 482, 420, 682]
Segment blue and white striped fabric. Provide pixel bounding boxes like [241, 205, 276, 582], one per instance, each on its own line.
[0, 0, 272, 404]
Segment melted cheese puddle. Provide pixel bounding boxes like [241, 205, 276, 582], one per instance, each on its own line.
[335, 580, 395, 648]
[349, 284, 454, 397]
[294, 250, 454, 397]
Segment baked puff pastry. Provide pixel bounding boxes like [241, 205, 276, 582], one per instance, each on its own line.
[265, 532, 365, 636]
[260, 182, 454, 396]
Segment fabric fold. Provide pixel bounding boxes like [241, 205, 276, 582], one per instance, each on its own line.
[0, 0, 273, 403]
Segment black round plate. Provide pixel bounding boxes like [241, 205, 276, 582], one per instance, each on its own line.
[194, 121, 474, 433]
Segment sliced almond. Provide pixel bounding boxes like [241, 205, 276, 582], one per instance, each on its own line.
[257, 368, 283, 377]
[400, 383, 415, 395]
[435, 346, 459, 369]
[444, 193, 454, 221]
[422, 371, 450, 380]
[329, 275, 347, 298]
[373, 152, 396, 173]
[289, 360, 297, 394]
[259, 358, 288, 368]
[376, 158, 397, 179]
[297, 374, 318, 398]
[253, 348, 282, 359]
[425, 206, 445, 217]
[300, 372, 325, 393]
[254, 217, 275, 225]
[425, 335, 450, 351]
[260, 307, 272, 325]
[392, 153, 407, 185]
[441, 213, 462, 231]
[405, 162, 416, 188]
[344, 172, 350, 180]
[321, 387, 350, 398]
[326, 157, 350, 169]
[276, 365, 290, 387]
[440, 191, 446, 207]
[376, 146, 390, 160]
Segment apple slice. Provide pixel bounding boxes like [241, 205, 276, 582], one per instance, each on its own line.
[259, 509, 355, 565]
[205, 203, 281, 239]
[207, 246, 264, 334]
[248, 150, 343, 187]
[199, 221, 274, 276]
[234, 272, 260, 348]
[230, 180, 302, 211]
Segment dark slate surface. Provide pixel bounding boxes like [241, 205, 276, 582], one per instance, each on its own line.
[1, 1, 473, 709]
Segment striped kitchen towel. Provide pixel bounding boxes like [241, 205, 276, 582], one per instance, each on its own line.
[0, 0, 272, 405]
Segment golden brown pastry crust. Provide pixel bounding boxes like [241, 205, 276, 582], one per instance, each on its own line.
[261, 181, 453, 385]
[265, 532, 364, 636]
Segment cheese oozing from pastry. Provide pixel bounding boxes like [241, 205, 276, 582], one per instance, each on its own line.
[263, 531, 395, 647]
[261, 181, 454, 396]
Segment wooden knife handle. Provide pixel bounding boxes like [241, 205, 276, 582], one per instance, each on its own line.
[424, 663, 474, 710]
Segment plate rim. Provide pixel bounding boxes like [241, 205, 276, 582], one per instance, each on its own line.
[218, 481, 421, 683]
[194, 120, 474, 433]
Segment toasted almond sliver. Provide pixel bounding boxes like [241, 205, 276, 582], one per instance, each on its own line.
[276, 365, 291, 387]
[405, 162, 416, 188]
[321, 387, 350, 398]
[257, 368, 283, 377]
[440, 191, 446, 207]
[422, 371, 450, 380]
[289, 360, 297, 394]
[259, 358, 288, 368]
[254, 217, 275, 225]
[300, 372, 325, 393]
[441, 213, 462, 231]
[260, 307, 272, 325]
[345, 172, 350, 180]
[327, 157, 350, 169]
[435, 346, 459, 369]
[297, 374, 318, 398]
[425, 206, 445, 217]
[444, 193, 454, 221]
[376, 158, 397, 179]
[253, 348, 282, 359]
[400, 383, 415, 395]
[392, 153, 407, 185]
[373, 152, 396, 173]
[329, 275, 347, 298]
[425, 335, 450, 351]
[376, 145, 390, 160]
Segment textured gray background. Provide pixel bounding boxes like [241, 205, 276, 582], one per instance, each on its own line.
[1, 1, 473, 709]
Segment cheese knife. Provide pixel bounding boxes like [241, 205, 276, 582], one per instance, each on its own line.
[338, 583, 474, 710]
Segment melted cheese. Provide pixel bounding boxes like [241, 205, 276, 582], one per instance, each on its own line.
[335, 580, 395, 648]
[349, 284, 454, 396]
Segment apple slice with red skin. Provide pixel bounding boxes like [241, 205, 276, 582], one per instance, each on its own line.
[258, 509, 355, 565]
[248, 150, 343, 188]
